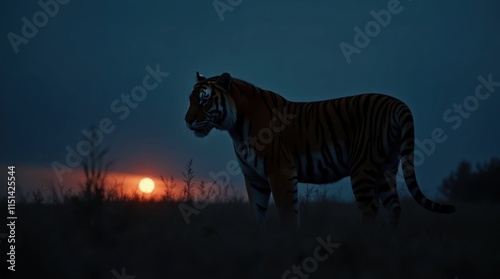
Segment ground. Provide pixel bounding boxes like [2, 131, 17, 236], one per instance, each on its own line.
[3, 199, 500, 279]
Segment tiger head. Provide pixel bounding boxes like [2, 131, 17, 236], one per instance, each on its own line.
[184, 72, 237, 137]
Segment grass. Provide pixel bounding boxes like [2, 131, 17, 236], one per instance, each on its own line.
[4, 198, 500, 279]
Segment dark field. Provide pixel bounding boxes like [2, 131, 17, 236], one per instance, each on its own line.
[4, 199, 500, 279]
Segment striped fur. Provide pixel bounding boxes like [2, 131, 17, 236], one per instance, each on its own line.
[185, 72, 455, 226]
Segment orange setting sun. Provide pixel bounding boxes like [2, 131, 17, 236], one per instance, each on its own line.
[139, 177, 155, 193]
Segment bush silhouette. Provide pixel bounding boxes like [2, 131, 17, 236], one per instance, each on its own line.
[440, 157, 500, 202]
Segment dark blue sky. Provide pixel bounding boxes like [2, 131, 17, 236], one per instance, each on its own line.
[1, 0, 499, 200]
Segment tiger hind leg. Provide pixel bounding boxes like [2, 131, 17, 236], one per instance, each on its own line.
[350, 164, 379, 224]
[377, 168, 401, 228]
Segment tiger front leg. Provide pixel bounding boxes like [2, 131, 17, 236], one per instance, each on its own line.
[268, 169, 299, 227]
[244, 176, 271, 224]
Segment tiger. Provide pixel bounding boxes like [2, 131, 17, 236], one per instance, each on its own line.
[184, 72, 455, 227]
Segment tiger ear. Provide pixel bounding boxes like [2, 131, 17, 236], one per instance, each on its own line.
[216, 72, 232, 92]
[196, 72, 206, 82]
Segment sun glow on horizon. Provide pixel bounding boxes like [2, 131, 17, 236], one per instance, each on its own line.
[139, 177, 155, 193]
